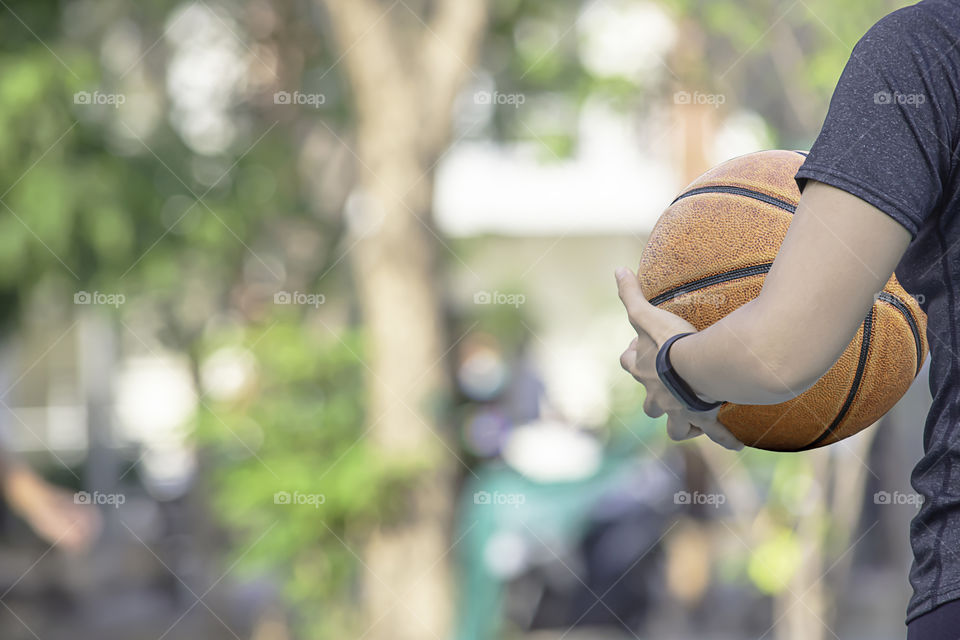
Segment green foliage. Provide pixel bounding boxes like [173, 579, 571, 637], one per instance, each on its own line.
[747, 525, 803, 594]
[0, 1, 380, 634]
[482, 0, 914, 154]
[194, 321, 414, 638]
[0, 0, 338, 342]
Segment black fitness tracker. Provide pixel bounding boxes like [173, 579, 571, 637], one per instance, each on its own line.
[656, 332, 724, 412]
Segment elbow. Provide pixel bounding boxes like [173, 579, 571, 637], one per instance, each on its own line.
[744, 331, 828, 405]
[752, 358, 821, 404]
[728, 295, 863, 405]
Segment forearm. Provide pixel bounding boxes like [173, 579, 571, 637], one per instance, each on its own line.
[669, 298, 837, 405]
[665, 181, 910, 407]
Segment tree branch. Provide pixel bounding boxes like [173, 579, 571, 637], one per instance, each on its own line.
[418, 0, 489, 155]
[319, 0, 408, 122]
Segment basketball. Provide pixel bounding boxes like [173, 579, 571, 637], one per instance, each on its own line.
[637, 150, 928, 451]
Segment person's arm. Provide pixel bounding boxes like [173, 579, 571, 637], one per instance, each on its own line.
[616, 181, 910, 448]
[674, 180, 911, 401]
[0, 444, 101, 551]
[618, 2, 953, 449]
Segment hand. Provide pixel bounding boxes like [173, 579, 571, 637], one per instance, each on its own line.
[616, 267, 743, 451]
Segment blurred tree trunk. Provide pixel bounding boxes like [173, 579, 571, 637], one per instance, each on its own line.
[775, 433, 876, 640]
[778, 471, 827, 640]
[319, 1, 487, 638]
[670, 18, 718, 184]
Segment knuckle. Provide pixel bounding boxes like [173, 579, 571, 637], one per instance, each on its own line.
[644, 401, 664, 418]
[666, 418, 684, 440]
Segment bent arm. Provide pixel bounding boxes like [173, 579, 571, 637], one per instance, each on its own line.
[670, 180, 911, 405]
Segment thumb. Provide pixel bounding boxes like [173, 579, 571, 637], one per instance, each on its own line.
[615, 267, 662, 335]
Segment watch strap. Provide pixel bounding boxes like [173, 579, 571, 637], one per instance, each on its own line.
[656, 332, 724, 412]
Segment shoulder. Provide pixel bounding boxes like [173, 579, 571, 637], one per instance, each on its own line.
[841, 0, 960, 112]
[855, 2, 957, 60]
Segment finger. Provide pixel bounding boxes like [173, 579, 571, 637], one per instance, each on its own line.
[691, 415, 744, 451]
[632, 334, 658, 363]
[643, 395, 664, 418]
[619, 336, 643, 371]
[615, 267, 658, 333]
[666, 414, 699, 441]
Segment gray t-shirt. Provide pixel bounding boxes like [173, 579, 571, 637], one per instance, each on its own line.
[795, 0, 960, 623]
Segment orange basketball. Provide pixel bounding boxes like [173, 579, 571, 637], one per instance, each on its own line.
[637, 150, 928, 451]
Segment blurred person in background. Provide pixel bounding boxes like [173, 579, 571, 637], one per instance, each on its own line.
[0, 452, 100, 552]
[0, 342, 100, 554]
[617, 2, 960, 638]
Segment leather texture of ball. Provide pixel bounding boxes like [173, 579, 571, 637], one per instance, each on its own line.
[637, 149, 928, 451]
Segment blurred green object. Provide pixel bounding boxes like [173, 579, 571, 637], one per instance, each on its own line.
[194, 321, 418, 639]
[454, 435, 670, 640]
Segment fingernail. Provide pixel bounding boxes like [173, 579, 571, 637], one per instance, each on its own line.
[615, 267, 629, 280]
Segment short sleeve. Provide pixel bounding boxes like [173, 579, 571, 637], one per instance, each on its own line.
[795, 4, 960, 238]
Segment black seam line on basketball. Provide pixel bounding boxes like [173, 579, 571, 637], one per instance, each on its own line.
[794, 150, 809, 157]
[802, 307, 874, 450]
[671, 186, 797, 214]
[876, 291, 923, 375]
[648, 263, 773, 306]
